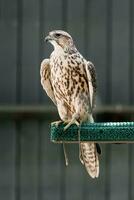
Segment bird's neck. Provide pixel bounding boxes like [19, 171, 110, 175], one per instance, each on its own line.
[64, 44, 77, 54]
[51, 42, 77, 57]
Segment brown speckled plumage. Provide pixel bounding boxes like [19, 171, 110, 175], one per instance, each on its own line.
[40, 30, 100, 178]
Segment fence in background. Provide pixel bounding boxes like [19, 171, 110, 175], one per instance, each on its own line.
[0, 0, 134, 199]
[0, 107, 134, 200]
[0, 0, 134, 105]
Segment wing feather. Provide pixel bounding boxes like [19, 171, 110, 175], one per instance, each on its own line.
[40, 59, 57, 105]
[85, 61, 97, 110]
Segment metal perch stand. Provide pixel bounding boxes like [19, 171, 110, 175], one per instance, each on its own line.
[51, 122, 134, 143]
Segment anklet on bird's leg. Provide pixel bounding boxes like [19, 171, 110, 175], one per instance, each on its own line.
[63, 142, 69, 166]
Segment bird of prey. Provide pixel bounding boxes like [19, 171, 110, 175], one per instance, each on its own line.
[40, 30, 100, 178]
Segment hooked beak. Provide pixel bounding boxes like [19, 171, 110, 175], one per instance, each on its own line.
[45, 35, 52, 42]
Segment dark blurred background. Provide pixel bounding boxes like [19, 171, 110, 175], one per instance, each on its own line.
[0, 0, 134, 199]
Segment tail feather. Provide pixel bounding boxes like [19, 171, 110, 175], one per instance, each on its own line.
[81, 142, 99, 178]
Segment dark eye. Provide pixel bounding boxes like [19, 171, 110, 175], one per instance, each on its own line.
[55, 33, 61, 37]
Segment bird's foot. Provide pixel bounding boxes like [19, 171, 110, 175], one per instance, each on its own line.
[51, 120, 63, 127]
[64, 119, 79, 131]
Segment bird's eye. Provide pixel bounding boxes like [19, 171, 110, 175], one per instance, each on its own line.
[55, 33, 61, 37]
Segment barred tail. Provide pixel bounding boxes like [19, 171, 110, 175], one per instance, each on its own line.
[80, 142, 99, 178]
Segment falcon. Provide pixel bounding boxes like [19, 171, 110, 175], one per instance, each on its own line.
[40, 30, 100, 178]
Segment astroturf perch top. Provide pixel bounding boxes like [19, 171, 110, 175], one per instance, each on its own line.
[51, 122, 134, 143]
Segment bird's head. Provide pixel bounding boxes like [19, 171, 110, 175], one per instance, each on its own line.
[45, 30, 76, 53]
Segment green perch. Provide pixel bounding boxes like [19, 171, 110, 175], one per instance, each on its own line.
[51, 122, 134, 143]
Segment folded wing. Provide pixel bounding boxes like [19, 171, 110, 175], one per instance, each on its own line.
[85, 61, 97, 110]
[40, 59, 57, 105]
